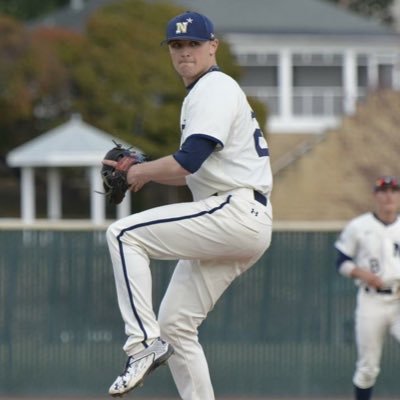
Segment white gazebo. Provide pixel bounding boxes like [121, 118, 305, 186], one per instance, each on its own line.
[6, 114, 135, 225]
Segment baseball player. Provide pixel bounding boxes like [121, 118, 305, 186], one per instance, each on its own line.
[334, 176, 400, 400]
[104, 11, 273, 399]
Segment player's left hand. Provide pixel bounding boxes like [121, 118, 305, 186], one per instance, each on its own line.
[125, 164, 148, 192]
[361, 270, 385, 289]
[100, 143, 146, 204]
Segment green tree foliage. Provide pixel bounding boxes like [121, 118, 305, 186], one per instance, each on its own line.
[0, 0, 268, 158]
[74, 0, 267, 157]
[74, 1, 188, 157]
[0, 15, 32, 142]
[0, 0, 69, 20]
[325, 0, 394, 25]
[0, 15, 86, 152]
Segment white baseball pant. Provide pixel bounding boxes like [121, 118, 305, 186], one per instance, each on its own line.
[106, 188, 272, 400]
[353, 288, 400, 389]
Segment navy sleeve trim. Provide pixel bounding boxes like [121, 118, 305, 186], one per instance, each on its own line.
[335, 250, 353, 271]
[173, 135, 221, 173]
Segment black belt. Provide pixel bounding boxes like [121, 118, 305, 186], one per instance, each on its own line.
[365, 287, 393, 294]
[253, 191, 268, 206]
[213, 190, 267, 206]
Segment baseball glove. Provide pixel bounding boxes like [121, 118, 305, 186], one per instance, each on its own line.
[101, 142, 146, 205]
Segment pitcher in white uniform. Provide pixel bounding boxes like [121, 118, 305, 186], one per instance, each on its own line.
[335, 176, 400, 400]
[105, 11, 273, 399]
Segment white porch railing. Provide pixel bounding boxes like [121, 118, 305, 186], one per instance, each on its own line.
[244, 86, 367, 117]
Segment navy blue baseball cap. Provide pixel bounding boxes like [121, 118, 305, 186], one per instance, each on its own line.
[162, 11, 215, 44]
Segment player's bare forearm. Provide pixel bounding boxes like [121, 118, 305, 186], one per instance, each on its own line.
[155, 176, 188, 186]
[350, 266, 384, 289]
[127, 155, 190, 191]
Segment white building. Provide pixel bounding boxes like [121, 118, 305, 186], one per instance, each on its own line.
[29, 0, 400, 134]
[173, 0, 400, 133]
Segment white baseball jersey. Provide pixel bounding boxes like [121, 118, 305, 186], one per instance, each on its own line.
[335, 212, 400, 390]
[106, 68, 273, 399]
[335, 212, 400, 288]
[181, 70, 272, 201]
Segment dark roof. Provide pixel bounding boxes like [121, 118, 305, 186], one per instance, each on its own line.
[170, 0, 395, 36]
[28, 0, 398, 37]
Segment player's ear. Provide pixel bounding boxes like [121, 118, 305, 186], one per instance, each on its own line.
[209, 39, 219, 55]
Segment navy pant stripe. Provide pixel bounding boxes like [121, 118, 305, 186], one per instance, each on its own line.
[118, 239, 149, 346]
[116, 195, 232, 342]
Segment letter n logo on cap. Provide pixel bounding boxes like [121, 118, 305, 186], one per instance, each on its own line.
[175, 22, 188, 34]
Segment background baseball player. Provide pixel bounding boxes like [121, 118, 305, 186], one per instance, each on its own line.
[335, 176, 400, 400]
[103, 11, 273, 399]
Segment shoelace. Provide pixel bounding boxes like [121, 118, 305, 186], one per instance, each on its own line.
[117, 354, 154, 386]
[113, 357, 134, 388]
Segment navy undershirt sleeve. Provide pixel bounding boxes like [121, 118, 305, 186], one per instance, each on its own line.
[173, 135, 221, 173]
[335, 249, 353, 271]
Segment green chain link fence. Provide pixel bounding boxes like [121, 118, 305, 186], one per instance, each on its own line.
[0, 226, 398, 397]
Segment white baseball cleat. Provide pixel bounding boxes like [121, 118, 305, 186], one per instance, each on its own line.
[108, 337, 174, 397]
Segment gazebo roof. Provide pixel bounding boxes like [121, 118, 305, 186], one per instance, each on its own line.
[6, 114, 131, 168]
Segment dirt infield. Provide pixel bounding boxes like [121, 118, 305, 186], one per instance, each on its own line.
[0, 397, 398, 400]
[0, 397, 356, 400]
[0, 394, 398, 400]
[0, 397, 397, 400]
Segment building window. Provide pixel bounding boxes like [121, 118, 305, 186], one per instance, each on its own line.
[378, 64, 393, 88]
[357, 66, 367, 87]
[293, 66, 342, 87]
[241, 66, 278, 86]
[237, 53, 278, 66]
[292, 53, 343, 66]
